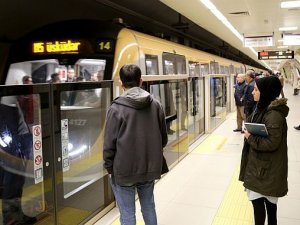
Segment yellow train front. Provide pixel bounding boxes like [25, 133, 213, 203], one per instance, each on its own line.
[0, 19, 262, 224]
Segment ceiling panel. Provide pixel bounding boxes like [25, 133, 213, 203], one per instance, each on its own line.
[161, 0, 300, 69]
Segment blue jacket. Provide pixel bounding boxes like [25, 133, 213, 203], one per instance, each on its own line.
[234, 81, 246, 106]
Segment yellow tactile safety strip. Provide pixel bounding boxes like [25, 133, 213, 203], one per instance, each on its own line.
[192, 134, 227, 153]
[35, 207, 90, 225]
[212, 167, 253, 225]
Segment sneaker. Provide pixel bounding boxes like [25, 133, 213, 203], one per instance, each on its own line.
[233, 129, 242, 132]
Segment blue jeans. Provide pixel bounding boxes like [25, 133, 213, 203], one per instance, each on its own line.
[110, 178, 157, 225]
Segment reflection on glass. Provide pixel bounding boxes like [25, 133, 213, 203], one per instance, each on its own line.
[210, 77, 227, 130]
[145, 55, 159, 75]
[176, 55, 186, 74]
[0, 94, 42, 224]
[188, 62, 200, 77]
[200, 64, 209, 75]
[150, 82, 178, 164]
[60, 88, 110, 199]
[164, 60, 175, 74]
[149, 81, 188, 162]
[6, 59, 107, 85]
[188, 78, 205, 144]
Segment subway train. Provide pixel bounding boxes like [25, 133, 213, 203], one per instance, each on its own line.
[0, 20, 265, 224]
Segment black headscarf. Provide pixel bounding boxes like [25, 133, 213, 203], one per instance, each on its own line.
[256, 76, 282, 110]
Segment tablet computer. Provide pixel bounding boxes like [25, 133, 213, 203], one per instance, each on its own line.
[244, 122, 268, 137]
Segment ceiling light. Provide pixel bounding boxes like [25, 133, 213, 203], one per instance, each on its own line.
[277, 45, 289, 48]
[279, 26, 298, 31]
[200, 0, 243, 41]
[199, 0, 265, 65]
[281, 1, 300, 8]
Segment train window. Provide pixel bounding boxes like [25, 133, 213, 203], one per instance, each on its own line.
[176, 55, 186, 74]
[188, 61, 200, 77]
[162, 53, 175, 75]
[5, 59, 106, 84]
[224, 66, 229, 75]
[229, 65, 235, 74]
[200, 64, 209, 75]
[145, 55, 159, 75]
[220, 65, 225, 74]
[77, 59, 106, 81]
[162, 53, 186, 75]
[210, 61, 220, 74]
[235, 66, 243, 74]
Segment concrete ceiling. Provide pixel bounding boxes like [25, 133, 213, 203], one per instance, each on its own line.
[160, 0, 300, 70]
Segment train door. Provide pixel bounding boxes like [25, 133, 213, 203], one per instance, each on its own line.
[209, 76, 227, 131]
[147, 79, 188, 168]
[54, 81, 114, 225]
[187, 62, 205, 144]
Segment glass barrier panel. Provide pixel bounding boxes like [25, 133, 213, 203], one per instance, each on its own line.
[56, 82, 114, 225]
[149, 82, 178, 165]
[0, 85, 55, 225]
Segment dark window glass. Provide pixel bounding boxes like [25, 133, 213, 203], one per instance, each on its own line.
[145, 55, 159, 75]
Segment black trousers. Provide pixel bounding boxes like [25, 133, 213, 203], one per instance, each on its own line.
[251, 197, 277, 225]
[1, 167, 26, 225]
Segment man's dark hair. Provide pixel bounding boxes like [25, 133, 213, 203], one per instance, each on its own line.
[119, 64, 141, 88]
[22, 75, 31, 84]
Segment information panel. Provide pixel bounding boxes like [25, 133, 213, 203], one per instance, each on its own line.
[244, 36, 273, 47]
[258, 50, 294, 60]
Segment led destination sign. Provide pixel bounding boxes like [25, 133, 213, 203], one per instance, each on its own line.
[258, 50, 294, 60]
[33, 40, 81, 54]
[32, 39, 114, 54]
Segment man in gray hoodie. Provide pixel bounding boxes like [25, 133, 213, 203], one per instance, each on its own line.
[103, 64, 168, 225]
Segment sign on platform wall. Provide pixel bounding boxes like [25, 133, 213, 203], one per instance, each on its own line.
[244, 36, 273, 47]
[283, 34, 300, 46]
[258, 50, 294, 60]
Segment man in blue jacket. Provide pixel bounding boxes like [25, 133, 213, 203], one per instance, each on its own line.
[233, 74, 246, 133]
[244, 70, 256, 118]
[103, 64, 168, 225]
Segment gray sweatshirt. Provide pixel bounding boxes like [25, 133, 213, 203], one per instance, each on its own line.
[103, 87, 168, 185]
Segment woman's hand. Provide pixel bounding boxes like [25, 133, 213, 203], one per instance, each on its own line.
[244, 129, 251, 139]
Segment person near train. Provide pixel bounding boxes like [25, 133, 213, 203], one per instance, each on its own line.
[103, 64, 168, 225]
[244, 70, 256, 118]
[233, 73, 246, 133]
[239, 76, 288, 225]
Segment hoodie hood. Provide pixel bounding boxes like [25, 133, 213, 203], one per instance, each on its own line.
[113, 87, 153, 109]
[256, 76, 282, 110]
[268, 98, 289, 118]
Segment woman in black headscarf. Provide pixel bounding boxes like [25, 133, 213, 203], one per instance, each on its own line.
[239, 76, 289, 225]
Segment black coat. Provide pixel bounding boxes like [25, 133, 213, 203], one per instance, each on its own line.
[244, 80, 255, 116]
[239, 98, 289, 197]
